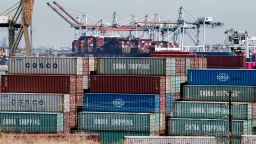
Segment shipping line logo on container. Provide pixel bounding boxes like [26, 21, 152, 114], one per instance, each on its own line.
[217, 73, 229, 82]
[113, 99, 125, 108]
[113, 63, 150, 70]
[25, 63, 58, 69]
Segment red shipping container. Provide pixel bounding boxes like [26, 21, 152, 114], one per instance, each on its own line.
[91, 75, 166, 112]
[150, 51, 193, 55]
[1, 75, 77, 93]
[206, 56, 246, 68]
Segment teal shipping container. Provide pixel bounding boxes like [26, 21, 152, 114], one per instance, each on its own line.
[173, 101, 252, 120]
[78, 112, 161, 132]
[183, 85, 256, 102]
[0, 112, 63, 133]
[168, 118, 252, 136]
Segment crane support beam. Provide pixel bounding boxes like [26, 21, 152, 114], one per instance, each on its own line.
[47, 2, 78, 28]
[53, 1, 80, 25]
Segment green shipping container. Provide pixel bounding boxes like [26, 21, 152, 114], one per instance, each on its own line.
[0, 112, 63, 133]
[168, 118, 252, 137]
[83, 131, 155, 144]
[183, 85, 256, 102]
[78, 112, 160, 132]
[173, 101, 252, 120]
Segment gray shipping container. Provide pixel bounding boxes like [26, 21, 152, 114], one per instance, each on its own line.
[0, 93, 70, 112]
[124, 136, 217, 144]
[8, 57, 83, 75]
[78, 112, 161, 132]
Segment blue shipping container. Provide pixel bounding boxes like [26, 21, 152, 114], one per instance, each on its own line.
[82, 93, 160, 112]
[187, 69, 256, 86]
[193, 52, 233, 56]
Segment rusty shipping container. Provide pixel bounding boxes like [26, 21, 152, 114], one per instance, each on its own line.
[8, 57, 85, 75]
[206, 56, 246, 69]
[90, 75, 166, 112]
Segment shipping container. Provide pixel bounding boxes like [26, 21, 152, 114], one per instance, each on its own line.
[183, 85, 256, 102]
[173, 101, 252, 120]
[84, 131, 154, 144]
[78, 112, 162, 132]
[1, 75, 77, 93]
[82, 93, 160, 113]
[205, 56, 246, 69]
[0, 112, 63, 133]
[150, 51, 193, 55]
[8, 57, 84, 75]
[124, 136, 217, 144]
[168, 118, 252, 136]
[90, 75, 166, 112]
[90, 75, 165, 94]
[97, 57, 206, 76]
[0, 93, 70, 112]
[241, 135, 256, 144]
[193, 52, 233, 56]
[82, 75, 89, 90]
[187, 69, 256, 86]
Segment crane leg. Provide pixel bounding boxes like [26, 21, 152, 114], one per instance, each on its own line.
[23, 25, 31, 56]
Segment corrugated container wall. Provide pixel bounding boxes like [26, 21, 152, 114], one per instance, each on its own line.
[187, 69, 256, 86]
[90, 75, 166, 112]
[82, 93, 160, 113]
[8, 57, 85, 75]
[124, 136, 217, 144]
[97, 57, 207, 76]
[0, 112, 63, 133]
[173, 101, 252, 120]
[205, 56, 246, 69]
[0, 93, 70, 112]
[183, 85, 256, 102]
[1, 75, 76, 93]
[241, 135, 256, 144]
[168, 118, 251, 136]
[78, 112, 161, 132]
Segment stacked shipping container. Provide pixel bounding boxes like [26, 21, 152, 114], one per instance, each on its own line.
[169, 69, 256, 144]
[77, 57, 207, 144]
[2, 57, 96, 134]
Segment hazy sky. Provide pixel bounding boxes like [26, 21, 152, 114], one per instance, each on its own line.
[0, 0, 255, 48]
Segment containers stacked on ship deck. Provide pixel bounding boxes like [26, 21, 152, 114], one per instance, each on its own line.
[169, 69, 256, 144]
[2, 56, 95, 134]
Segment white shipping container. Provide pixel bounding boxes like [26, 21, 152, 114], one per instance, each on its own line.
[89, 56, 95, 72]
[124, 136, 217, 144]
[8, 57, 84, 75]
[0, 93, 70, 112]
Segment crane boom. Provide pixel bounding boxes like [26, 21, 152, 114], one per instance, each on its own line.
[53, 1, 80, 25]
[47, 2, 78, 28]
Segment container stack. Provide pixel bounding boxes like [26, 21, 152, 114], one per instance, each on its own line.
[1, 57, 91, 134]
[169, 69, 256, 143]
[78, 57, 171, 144]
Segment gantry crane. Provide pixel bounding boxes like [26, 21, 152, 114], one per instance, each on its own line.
[2, 0, 34, 56]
